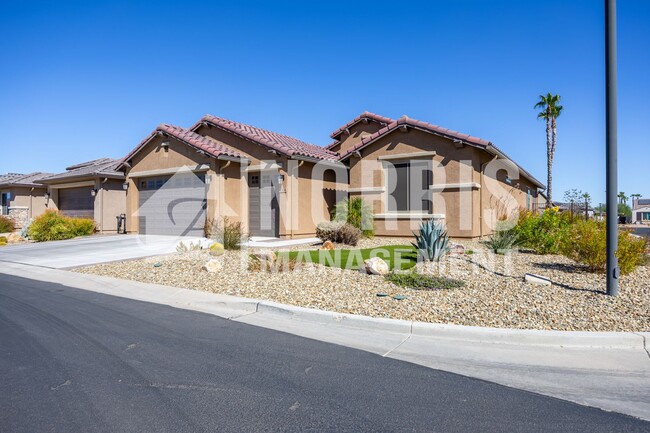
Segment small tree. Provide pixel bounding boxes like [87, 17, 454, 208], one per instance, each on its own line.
[581, 192, 591, 220]
[563, 189, 582, 219]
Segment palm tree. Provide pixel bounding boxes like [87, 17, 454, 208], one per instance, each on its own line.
[618, 191, 628, 205]
[631, 193, 641, 207]
[535, 93, 563, 208]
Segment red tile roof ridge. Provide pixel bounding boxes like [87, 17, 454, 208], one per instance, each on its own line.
[329, 111, 394, 140]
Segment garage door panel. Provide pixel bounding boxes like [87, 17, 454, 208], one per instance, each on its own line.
[59, 187, 94, 219]
[137, 174, 206, 236]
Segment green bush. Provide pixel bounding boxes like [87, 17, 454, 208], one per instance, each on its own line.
[316, 220, 361, 246]
[559, 219, 647, 275]
[0, 215, 14, 233]
[385, 273, 465, 291]
[513, 209, 572, 254]
[333, 197, 374, 237]
[485, 223, 519, 254]
[206, 217, 246, 250]
[0, 236, 7, 245]
[27, 210, 95, 242]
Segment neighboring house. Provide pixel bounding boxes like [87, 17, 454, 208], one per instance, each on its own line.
[118, 121, 342, 237]
[36, 158, 126, 233]
[632, 198, 650, 224]
[0, 172, 53, 228]
[553, 201, 594, 218]
[118, 112, 545, 239]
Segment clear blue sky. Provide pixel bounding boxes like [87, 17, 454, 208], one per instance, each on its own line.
[1, 0, 648, 204]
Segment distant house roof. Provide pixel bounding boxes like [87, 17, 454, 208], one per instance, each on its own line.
[118, 123, 245, 170]
[338, 114, 545, 189]
[191, 114, 339, 161]
[553, 201, 594, 212]
[328, 111, 394, 143]
[38, 158, 124, 183]
[0, 172, 52, 188]
[633, 199, 650, 209]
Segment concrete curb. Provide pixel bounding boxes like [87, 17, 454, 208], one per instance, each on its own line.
[1, 261, 646, 350]
[252, 300, 644, 349]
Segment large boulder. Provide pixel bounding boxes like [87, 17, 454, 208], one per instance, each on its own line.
[202, 258, 222, 273]
[364, 257, 389, 276]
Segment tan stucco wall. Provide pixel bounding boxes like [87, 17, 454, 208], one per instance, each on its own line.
[96, 179, 127, 233]
[329, 121, 386, 155]
[347, 128, 540, 238]
[0, 186, 52, 228]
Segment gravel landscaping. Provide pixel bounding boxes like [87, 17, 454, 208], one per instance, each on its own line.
[75, 238, 650, 332]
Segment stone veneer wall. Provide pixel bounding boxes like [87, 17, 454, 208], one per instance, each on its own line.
[8, 207, 29, 229]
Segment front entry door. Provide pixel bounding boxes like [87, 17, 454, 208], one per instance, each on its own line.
[248, 173, 279, 237]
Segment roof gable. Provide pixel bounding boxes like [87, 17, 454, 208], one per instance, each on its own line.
[118, 123, 245, 170]
[339, 115, 544, 189]
[193, 114, 338, 161]
[328, 111, 394, 144]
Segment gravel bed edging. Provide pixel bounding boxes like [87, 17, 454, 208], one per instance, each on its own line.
[248, 299, 647, 349]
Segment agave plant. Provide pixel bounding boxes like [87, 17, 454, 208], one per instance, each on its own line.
[412, 220, 450, 262]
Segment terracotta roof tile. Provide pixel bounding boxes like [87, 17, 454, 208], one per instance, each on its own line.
[193, 115, 338, 161]
[339, 115, 544, 189]
[329, 111, 394, 141]
[119, 124, 245, 170]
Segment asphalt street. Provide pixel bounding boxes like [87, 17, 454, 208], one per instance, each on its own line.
[1, 273, 648, 433]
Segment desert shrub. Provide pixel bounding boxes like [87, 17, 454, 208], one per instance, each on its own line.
[206, 217, 246, 250]
[385, 273, 465, 291]
[27, 210, 95, 242]
[69, 218, 96, 237]
[0, 236, 7, 245]
[412, 220, 450, 262]
[0, 215, 15, 233]
[559, 220, 647, 275]
[617, 232, 648, 275]
[485, 222, 519, 254]
[176, 240, 202, 253]
[513, 209, 572, 254]
[316, 220, 361, 246]
[333, 197, 374, 237]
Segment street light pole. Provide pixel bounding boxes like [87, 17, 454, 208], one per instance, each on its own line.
[605, 0, 619, 296]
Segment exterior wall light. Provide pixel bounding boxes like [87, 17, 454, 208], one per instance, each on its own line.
[91, 188, 97, 197]
[122, 182, 129, 191]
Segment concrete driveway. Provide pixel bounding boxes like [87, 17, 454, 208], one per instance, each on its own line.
[0, 235, 200, 268]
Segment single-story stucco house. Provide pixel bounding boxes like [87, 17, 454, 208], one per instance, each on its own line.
[0, 172, 53, 228]
[117, 112, 545, 239]
[36, 158, 127, 233]
[632, 198, 650, 224]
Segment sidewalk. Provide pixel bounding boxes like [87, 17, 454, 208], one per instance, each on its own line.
[1, 261, 649, 421]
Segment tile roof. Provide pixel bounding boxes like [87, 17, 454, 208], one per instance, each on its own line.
[38, 158, 124, 183]
[634, 199, 650, 209]
[339, 115, 544, 189]
[0, 172, 52, 188]
[193, 114, 339, 161]
[329, 111, 394, 142]
[119, 124, 245, 169]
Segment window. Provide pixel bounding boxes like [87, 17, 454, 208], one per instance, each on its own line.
[386, 161, 432, 212]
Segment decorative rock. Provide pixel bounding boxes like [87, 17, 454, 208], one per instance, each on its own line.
[254, 251, 276, 263]
[202, 258, 222, 273]
[524, 273, 552, 286]
[209, 242, 225, 256]
[450, 244, 465, 255]
[320, 240, 335, 250]
[364, 257, 389, 275]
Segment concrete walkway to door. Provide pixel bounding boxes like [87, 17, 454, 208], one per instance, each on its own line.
[0, 235, 201, 269]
